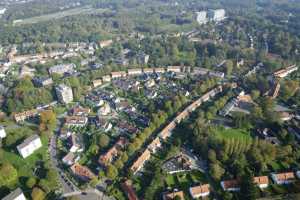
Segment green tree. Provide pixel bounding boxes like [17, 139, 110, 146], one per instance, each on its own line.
[250, 90, 260, 100]
[105, 164, 118, 179]
[39, 110, 56, 133]
[225, 60, 233, 76]
[210, 163, 225, 180]
[98, 134, 110, 149]
[0, 163, 18, 187]
[240, 171, 258, 200]
[31, 187, 46, 200]
[26, 177, 37, 188]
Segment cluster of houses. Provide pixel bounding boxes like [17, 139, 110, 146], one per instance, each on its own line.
[61, 106, 90, 166]
[129, 86, 223, 175]
[160, 171, 300, 200]
[273, 64, 298, 79]
[91, 66, 225, 89]
[221, 171, 300, 192]
[98, 137, 128, 166]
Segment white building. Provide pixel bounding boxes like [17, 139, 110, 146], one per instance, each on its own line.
[17, 135, 42, 158]
[62, 152, 80, 166]
[70, 134, 84, 153]
[2, 188, 26, 200]
[208, 9, 226, 22]
[48, 63, 75, 75]
[0, 126, 6, 139]
[196, 11, 208, 25]
[0, 8, 7, 15]
[97, 103, 111, 116]
[56, 84, 73, 104]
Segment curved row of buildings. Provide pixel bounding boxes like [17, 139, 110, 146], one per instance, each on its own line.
[130, 85, 224, 174]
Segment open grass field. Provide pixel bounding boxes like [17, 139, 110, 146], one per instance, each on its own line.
[165, 170, 208, 188]
[213, 127, 252, 141]
[13, 6, 107, 26]
[1, 134, 49, 178]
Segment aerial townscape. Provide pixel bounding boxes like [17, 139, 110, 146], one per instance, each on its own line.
[0, 0, 299, 200]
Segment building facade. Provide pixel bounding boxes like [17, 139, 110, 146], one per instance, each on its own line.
[17, 134, 42, 158]
[56, 84, 73, 104]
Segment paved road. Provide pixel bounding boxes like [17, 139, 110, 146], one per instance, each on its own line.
[62, 189, 115, 200]
[49, 133, 79, 194]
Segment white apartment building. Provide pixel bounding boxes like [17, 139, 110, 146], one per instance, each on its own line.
[196, 11, 208, 25]
[48, 63, 75, 75]
[0, 126, 6, 139]
[17, 134, 42, 158]
[3, 188, 26, 200]
[208, 9, 226, 22]
[56, 84, 73, 104]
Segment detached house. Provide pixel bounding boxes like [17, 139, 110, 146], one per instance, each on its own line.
[93, 79, 103, 88]
[17, 134, 42, 158]
[102, 75, 111, 82]
[271, 172, 295, 185]
[70, 163, 96, 181]
[163, 190, 185, 200]
[220, 179, 240, 192]
[71, 106, 90, 116]
[254, 176, 269, 189]
[65, 116, 88, 127]
[189, 184, 210, 198]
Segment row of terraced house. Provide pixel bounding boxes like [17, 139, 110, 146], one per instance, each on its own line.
[92, 66, 225, 88]
[129, 85, 224, 175]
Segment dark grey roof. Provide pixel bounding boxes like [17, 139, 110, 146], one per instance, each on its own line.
[17, 134, 40, 150]
[2, 188, 24, 200]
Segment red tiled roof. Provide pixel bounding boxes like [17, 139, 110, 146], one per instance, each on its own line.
[121, 180, 139, 200]
[70, 163, 95, 180]
[254, 176, 269, 185]
[130, 149, 151, 173]
[222, 179, 240, 189]
[164, 191, 184, 200]
[190, 184, 210, 196]
[274, 172, 295, 181]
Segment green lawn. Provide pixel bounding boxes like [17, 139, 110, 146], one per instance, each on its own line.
[165, 170, 208, 189]
[213, 127, 252, 141]
[1, 135, 49, 177]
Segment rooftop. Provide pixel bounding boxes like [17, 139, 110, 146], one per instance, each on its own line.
[17, 134, 40, 150]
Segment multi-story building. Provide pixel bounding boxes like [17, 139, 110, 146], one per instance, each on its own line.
[48, 63, 75, 75]
[208, 9, 226, 22]
[56, 84, 73, 104]
[17, 134, 42, 158]
[196, 11, 208, 25]
[0, 125, 6, 139]
[33, 77, 53, 87]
